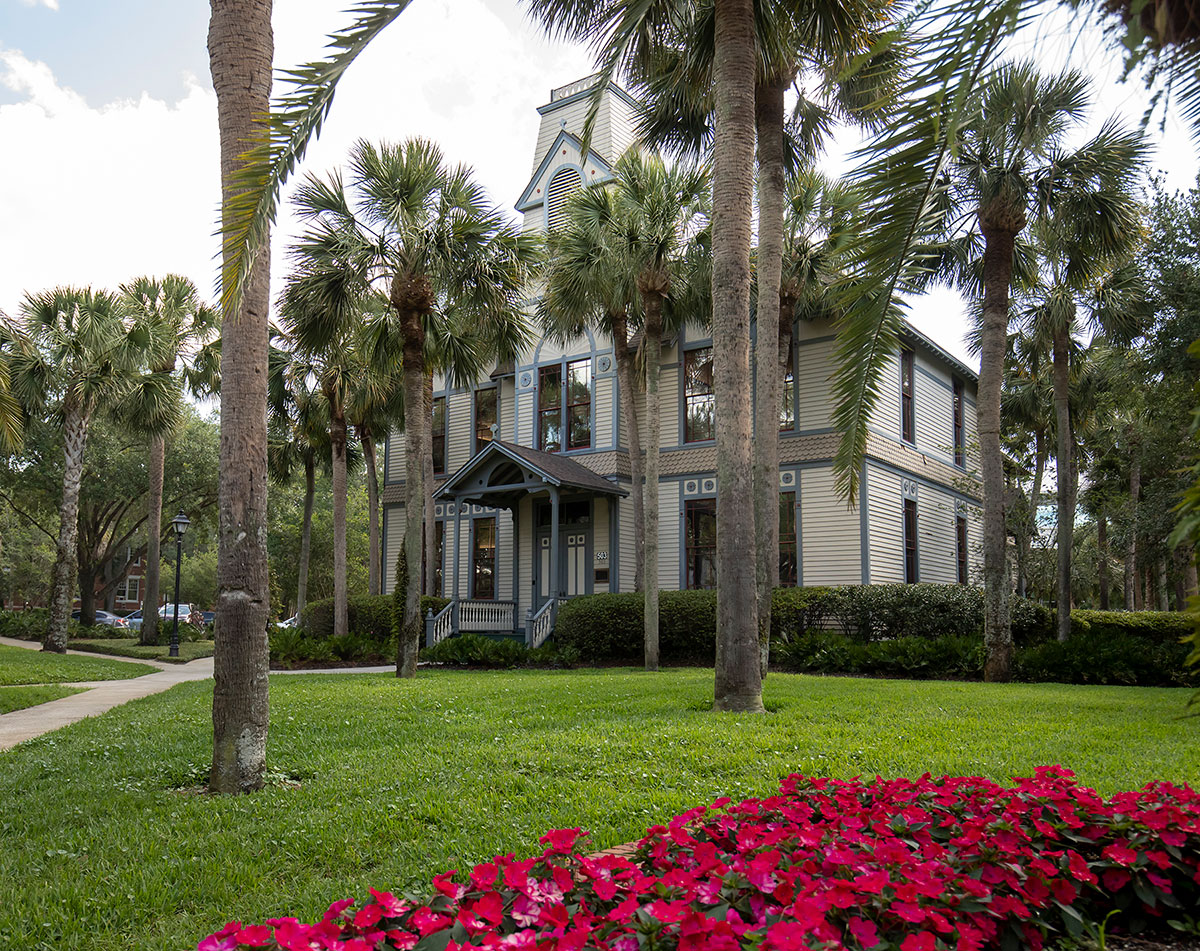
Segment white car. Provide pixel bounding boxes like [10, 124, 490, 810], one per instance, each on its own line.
[276, 614, 299, 628]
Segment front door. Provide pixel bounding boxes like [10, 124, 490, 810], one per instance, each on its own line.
[536, 528, 590, 601]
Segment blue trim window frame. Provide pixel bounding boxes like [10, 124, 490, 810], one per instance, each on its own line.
[903, 497, 919, 583]
[538, 357, 592, 453]
[432, 395, 447, 476]
[956, 513, 968, 584]
[779, 490, 797, 586]
[900, 348, 915, 445]
[683, 345, 715, 444]
[684, 497, 718, 589]
[780, 362, 796, 432]
[952, 376, 965, 467]
[474, 386, 498, 456]
[470, 515, 498, 600]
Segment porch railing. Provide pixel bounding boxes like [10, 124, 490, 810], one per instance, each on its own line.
[459, 600, 516, 633]
[526, 598, 557, 649]
[425, 602, 455, 648]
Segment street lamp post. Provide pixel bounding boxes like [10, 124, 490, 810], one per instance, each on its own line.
[169, 510, 190, 658]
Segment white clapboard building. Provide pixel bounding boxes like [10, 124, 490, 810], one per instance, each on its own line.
[381, 76, 983, 644]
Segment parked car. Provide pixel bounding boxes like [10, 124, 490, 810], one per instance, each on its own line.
[70, 610, 128, 628]
[201, 611, 215, 625]
[276, 614, 298, 629]
[122, 609, 144, 631]
[158, 604, 193, 623]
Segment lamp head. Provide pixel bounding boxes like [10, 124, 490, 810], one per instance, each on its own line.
[171, 510, 190, 538]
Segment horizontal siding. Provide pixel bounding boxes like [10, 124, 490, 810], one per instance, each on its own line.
[595, 376, 614, 449]
[867, 465, 904, 583]
[386, 427, 405, 483]
[619, 494, 637, 591]
[796, 338, 834, 431]
[535, 101, 589, 172]
[446, 393, 473, 472]
[593, 497, 610, 594]
[871, 352, 901, 438]
[800, 467, 860, 585]
[657, 480, 680, 590]
[517, 497, 533, 622]
[657, 358, 680, 447]
[517, 391, 535, 448]
[964, 395, 979, 472]
[383, 503, 405, 594]
[917, 487, 956, 584]
[914, 360, 953, 462]
[499, 379, 515, 442]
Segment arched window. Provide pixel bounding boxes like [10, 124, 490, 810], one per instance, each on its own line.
[546, 166, 582, 230]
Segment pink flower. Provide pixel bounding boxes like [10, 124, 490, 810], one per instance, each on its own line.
[234, 925, 273, 947]
[1103, 843, 1138, 867]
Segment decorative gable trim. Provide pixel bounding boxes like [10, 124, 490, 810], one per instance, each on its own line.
[515, 129, 614, 213]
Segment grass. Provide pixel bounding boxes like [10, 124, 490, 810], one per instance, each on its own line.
[0, 668, 1197, 951]
[69, 637, 214, 663]
[0, 643, 155, 685]
[0, 683, 84, 713]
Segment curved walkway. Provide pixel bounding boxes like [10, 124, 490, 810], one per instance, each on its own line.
[0, 637, 394, 751]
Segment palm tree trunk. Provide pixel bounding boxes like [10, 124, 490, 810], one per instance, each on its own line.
[208, 0, 273, 795]
[46, 406, 88, 653]
[641, 301, 662, 672]
[423, 373, 437, 596]
[1051, 322, 1074, 641]
[711, 0, 763, 714]
[1018, 433, 1045, 600]
[1156, 555, 1170, 611]
[296, 452, 314, 615]
[331, 402, 349, 638]
[977, 224, 1014, 680]
[753, 79, 786, 680]
[363, 429, 381, 597]
[1126, 448, 1140, 610]
[140, 434, 165, 645]
[1097, 508, 1109, 610]
[612, 311, 645, 592]
[392, 283, 428, 678]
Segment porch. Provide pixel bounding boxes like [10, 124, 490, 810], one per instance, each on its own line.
[428, 440, 626, 647]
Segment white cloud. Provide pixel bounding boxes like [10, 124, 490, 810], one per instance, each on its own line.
[11, 0, 58, 9]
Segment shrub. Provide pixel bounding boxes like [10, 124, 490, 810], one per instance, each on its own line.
[775, 633, 983, 679]
[770, 587, 834, 641]
[1017, 630, 1195, 687]
[421, 633, 528, 668]
[276, 594, 450, 667]
[298, 595, 449, 641]
[1070, 609, 1196, 643]
[1010, 597, 1054, 644]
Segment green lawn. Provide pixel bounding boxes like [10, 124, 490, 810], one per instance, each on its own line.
[0, 669, 1196, 951]
[0, 683, 84, 713]
[0, 643, 155, 685]
[69, 637, 214, 663]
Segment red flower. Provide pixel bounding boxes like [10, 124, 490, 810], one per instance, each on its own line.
[1103, 843, 1138, 867]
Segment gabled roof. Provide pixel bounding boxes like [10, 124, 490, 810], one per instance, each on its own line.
[435, 439, 626, 508]
[515, 129, 614, 213]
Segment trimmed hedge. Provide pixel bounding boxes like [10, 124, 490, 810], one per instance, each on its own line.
[1069, 610, 1195, 643]
[274, 594, 450, 666]
[421, 633, 578, 669]
[297, 594, 449, 641]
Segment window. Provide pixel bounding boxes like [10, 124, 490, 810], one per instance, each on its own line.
[475, 388, 497, 455]
[779, 492, 797, 587]
[901, 349, 915, 444]
[566, 359, 591, 449]
[432, 396, 446, 476]
[956, 515, 968, 585]
[471, 518, 496, 600]
[117, 576, 139, 603]
[538, 365, 562, 452]
[684, 347, 715, 443]
[685, 499, 717, 589]
[539, 359, 591, 452]
[904, 498, 918, 583]
[780, 365, 795, 432]
[952, 377, 965, 467]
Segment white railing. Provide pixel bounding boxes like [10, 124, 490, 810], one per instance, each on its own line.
[551, 74, 600, 101]
[527, 598, 557, 649]
[427, 602, 454, 647]
[459, 600, 516, 633]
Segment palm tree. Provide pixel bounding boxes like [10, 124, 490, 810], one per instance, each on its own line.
[120, 275, 217, 646]
[286, 139, 536, 675]
[208, 0, 274, 794]
[8, 288, 129, 652]
[927, 62, 1145, 673]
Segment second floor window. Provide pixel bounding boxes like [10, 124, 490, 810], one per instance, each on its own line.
[684, 347, 715, 443]
[539, 359, 591, 452]
[432, 396, 446, 476]
[952, 377, 965, 467]
[780, 366, 795, 431]
[475, 388, 497, 455]
[901, 348, 915, 444]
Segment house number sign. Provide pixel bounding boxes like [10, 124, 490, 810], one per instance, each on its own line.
[595, 550, 608, 561]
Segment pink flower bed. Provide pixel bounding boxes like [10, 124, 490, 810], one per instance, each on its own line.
[200, 767, 1200, 951]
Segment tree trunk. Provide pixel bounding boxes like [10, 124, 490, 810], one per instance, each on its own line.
[208, 0, 273, 795]
[1051, 322, 1074, 642]
[641, 298, 663, 672]
[753, 79, 786, 680]
[612, 311, 645, 592]
[1184, 546, 1198, 604]
[46, 406, 89, 653]
[1098, 509, 1109, 610]
[363, 429, 381, 597]
[392, 285, 428, 678]
[423, 373, 437, 596]
[1126, 449, 1140, 610]
[77, 564, 98, 629]
[1017, 433, 1045, 600]
[140, 434, 165, 645]
[711, 0, 763, 713]
[296, 452, 314, 616]
[977, 223, 1015, 680]
[331, 402, 349, 638]
[1156, 554, 1170, 612]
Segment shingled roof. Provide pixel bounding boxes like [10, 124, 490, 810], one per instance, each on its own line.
[435, 439, 626, 507]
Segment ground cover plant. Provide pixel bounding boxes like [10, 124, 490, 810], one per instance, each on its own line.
[0, 683, 84, 713]
[201, 766, 1200, 951]
[69, 637, 215, 663]
[0, 671, 1197, 950]
[0, 643, 154, 684]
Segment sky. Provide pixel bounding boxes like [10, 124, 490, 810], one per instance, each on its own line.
[0, 0, 1197, 373]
